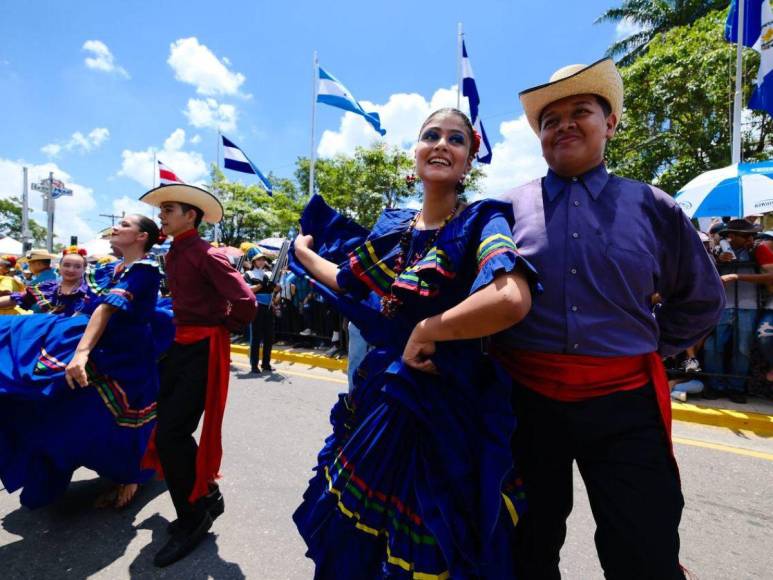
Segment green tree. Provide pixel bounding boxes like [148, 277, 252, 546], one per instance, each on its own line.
[596, 0, 729, 65]
[295, 142, 486, 229]
[209, 165, 305, 245]
[605, 10, 772, 194]
[0, 197, 48, 245]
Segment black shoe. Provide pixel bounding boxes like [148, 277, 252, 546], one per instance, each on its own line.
[154, 512, 212, 567]
[168, 489, 225, 535]
[701, 387, 724, 400]
[261, 365, 274, 373]
[727, 392, 747, 404]
[249, 367, 260, 374]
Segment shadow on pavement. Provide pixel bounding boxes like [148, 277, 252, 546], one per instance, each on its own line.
[0, 477, 244, 579]
[129, 513, 245, 579]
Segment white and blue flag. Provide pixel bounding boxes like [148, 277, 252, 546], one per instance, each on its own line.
[461, 41, 492, 164]
[317, 66, 386, 136]
[221, 135, 273, 195]
[726, 0, 773, 116]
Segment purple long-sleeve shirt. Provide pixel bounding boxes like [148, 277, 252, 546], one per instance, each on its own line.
[497, 164, 725, 357]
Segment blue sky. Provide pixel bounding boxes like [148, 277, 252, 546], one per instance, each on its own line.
[0, 0, 628, 243]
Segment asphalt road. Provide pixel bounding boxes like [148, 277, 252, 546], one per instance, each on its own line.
[0, 356, 771, 579]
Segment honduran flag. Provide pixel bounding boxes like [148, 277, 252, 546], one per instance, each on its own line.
[461, 41, 493, 164]
[726, 0, 773, 116]
[317, 66, 386, 136]
[221, 135, 273, 195]
[158, 160, 184, 185]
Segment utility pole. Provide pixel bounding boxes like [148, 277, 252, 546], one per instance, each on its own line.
[99, 211, 125, 227]
[21, 167, 31, 252]
[46, 172, 55, 252]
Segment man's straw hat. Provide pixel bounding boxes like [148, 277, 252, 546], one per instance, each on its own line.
[519, 57, 623, 135]
[139, 184, 224, 224]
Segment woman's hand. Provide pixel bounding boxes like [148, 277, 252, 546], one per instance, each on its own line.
[294, 233, 315, 256]
[65, 351, 90, 389]
[403, 322, 438, 374]
[721, 273, 739, 284]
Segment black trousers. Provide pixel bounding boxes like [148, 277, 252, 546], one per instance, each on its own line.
[250, 303, 274, 370]
[512, 384, 685, 580]
[156, 338, 210, 525]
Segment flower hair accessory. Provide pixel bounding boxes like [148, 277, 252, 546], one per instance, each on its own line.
[470, 130, 481, 159]
[62, 246, 87, 258]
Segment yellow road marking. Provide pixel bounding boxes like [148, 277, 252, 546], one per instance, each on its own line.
[673, 436, 773, 462]
[231, 361, 348, 385]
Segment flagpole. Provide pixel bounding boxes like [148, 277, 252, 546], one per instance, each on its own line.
[731, 0, 745, 165]
[456, 22, 463, 109]
[309, 51, 318, 197]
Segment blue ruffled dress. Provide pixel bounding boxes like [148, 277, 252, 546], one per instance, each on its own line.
[291, 195, 539, 579]
[0, 258, 173, 508]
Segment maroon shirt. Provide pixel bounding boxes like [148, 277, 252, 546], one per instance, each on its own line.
[165, 229, 256, 330]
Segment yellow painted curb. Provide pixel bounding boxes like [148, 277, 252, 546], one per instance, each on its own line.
[231, 344, 347, 372]
[672, 402, 773, 436]
[229, 344, 773, 435]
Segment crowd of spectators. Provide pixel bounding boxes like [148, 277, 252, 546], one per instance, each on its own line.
[667, 217, 773, 404]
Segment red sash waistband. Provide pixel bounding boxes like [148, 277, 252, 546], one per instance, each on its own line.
[493, 348, 651, 401]
[494, 347, 677, 474]
[143, 324, 232, 503]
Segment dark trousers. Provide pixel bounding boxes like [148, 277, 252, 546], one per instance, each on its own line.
[512, 384, 685, 580]
[250, 303, 274, 369]
[156, 338, 210, 526]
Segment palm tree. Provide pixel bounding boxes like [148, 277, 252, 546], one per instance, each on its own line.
[596, 0, 729, 65]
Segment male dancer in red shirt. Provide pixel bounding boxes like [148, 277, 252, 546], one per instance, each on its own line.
[140, 184, 256, 567]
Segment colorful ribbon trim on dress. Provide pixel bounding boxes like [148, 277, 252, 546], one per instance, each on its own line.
[477, 234, 519, 272]
[29, 286, 55, 312]
[141, 324, 231, 503]
[33, 349, 155, 428]
[324, 459, 450, 580]
[349, 241, 395, 296]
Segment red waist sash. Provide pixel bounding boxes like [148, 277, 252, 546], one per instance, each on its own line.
[494, 348, 675, 461]
[142, 324, 232, 503]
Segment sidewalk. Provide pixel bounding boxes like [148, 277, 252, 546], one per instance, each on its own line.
[230, 343, 773, 436]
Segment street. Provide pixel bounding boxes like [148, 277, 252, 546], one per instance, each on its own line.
[0, 355, 772, 579]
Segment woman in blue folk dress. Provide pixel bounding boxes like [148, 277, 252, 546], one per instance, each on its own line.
[0, 214, 173, 509]
[292, 109, 539, 579]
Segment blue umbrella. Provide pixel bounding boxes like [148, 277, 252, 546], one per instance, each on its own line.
[674, 160, 773, 218]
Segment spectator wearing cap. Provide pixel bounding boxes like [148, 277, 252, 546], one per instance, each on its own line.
[755, 231, 773, 386]
[704, 219, 773, 403]
[243, 247, 275, 373]
[24, 249, 57, 286]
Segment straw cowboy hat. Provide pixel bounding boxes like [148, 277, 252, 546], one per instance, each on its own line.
[139, 184, 224, 224]
[519, 57, 624, 135]
[23, 248, 57, 262]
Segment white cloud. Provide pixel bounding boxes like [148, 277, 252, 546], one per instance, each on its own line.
[615, 17, 645, 41]
[118, 128, 208, 189]
[318, 85, 459, 158]
[190, 134, 202, 144]
[82, 40, 129, 78]
[168, 37, 247, 97]
[477, 115, 547, 199]
[42, 127, 110, 157]
[317, 85, 546, 198]
[112, 195, 152, 219]
[184, 98, 237, 132]
[0, 158, 97, 243]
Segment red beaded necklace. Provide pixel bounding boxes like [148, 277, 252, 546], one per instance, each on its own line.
[380, 201, 460, 318]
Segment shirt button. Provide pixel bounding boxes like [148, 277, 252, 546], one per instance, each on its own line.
[570, 268, 577, 274]
[571, 305, 578, 312]
[573, 343, 580, 349]
[573, 200, 580, 207]
[572, 232, 580, 239]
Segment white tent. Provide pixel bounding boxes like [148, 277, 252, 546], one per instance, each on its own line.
[82, 237, 114, 258]
[0, 236, 23, 255]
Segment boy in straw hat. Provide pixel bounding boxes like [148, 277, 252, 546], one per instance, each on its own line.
[494, 58, 725, 578]
[139, 184, 256, 567]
